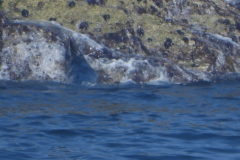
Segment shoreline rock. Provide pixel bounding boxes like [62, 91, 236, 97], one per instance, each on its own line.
[0, 13, 204, 84]
[0, 0, 240, 84]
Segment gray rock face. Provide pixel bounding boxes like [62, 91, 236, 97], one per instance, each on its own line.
[0, 13, 97, 83]
[1, 24, 67, 82]
[0, 13, 239, 84]
[225, 0, 240, 9]
[189, 27, 240, 74]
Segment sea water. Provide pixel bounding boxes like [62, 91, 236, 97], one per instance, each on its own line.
[0, 81, 240, 160]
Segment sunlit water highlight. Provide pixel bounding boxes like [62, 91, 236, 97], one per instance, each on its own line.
[0, 81, 240, 160]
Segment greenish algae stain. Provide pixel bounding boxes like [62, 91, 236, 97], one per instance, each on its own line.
[1, 0, 240, 71]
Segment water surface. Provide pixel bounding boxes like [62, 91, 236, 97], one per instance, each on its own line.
[0, 81, 240, 160]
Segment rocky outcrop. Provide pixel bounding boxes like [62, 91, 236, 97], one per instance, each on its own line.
[2, 0, 240, 57]
[0, 12, 239, 84]
[0, 0, 240, 84]
[0, 13, 97, 83]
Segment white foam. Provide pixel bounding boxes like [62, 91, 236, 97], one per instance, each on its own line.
[85, 55, 170, 83]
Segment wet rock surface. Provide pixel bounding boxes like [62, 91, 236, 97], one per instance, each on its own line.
[0, 13, 97, 83]
[0, 0, 240, 84]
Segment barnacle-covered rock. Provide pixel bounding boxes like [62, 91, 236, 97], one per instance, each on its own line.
[0, 0, 240, 84]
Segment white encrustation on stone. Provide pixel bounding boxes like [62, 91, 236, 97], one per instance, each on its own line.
[0, 14, 240, 84]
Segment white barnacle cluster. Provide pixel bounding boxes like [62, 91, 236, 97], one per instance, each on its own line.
[0, 27, 68, 82]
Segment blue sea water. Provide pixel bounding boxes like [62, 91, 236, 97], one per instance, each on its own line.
[0, 81, 240, 160]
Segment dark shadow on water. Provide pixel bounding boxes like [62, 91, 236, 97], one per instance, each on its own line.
[43, 129, 80, 138]
[212, 96, 240, 101]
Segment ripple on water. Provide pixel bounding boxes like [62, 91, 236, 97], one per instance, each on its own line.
[0, 81, 239, 160]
